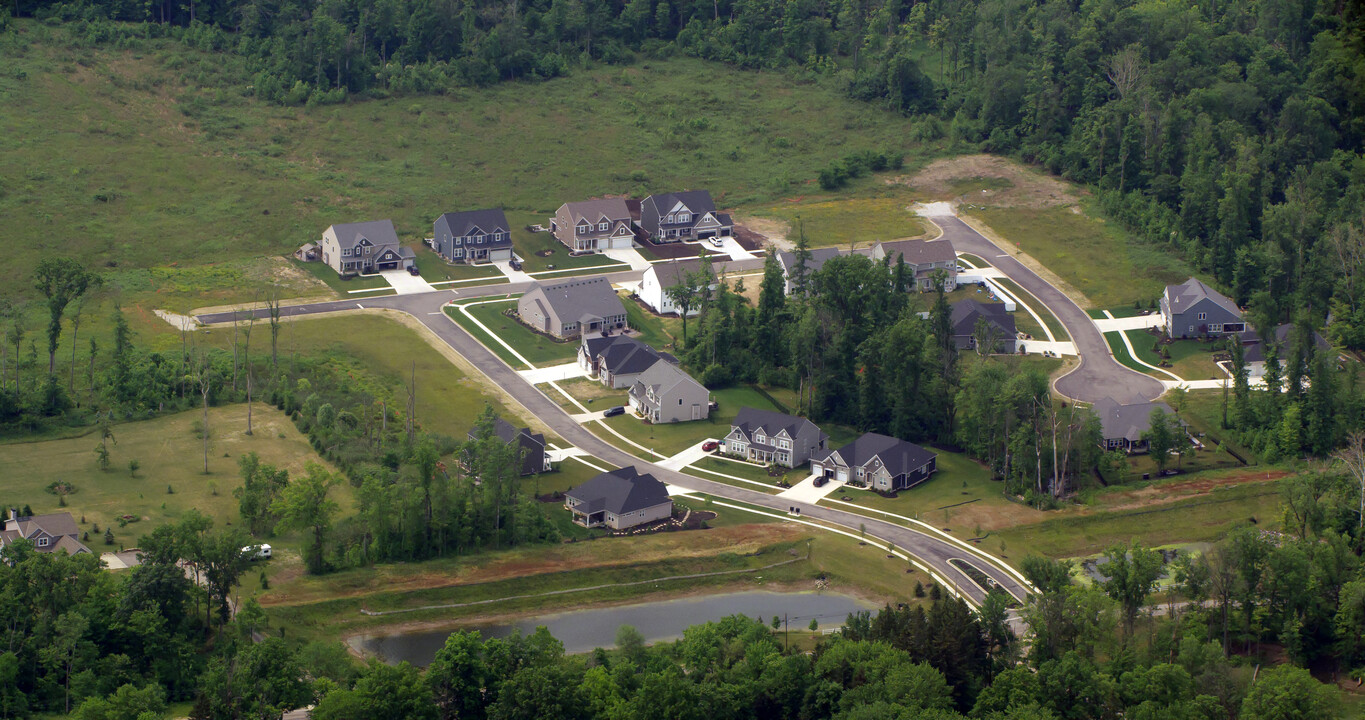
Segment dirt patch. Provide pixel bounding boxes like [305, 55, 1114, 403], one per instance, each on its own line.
[1100, 469, 1291, 512]
[890, 154, 1080, 210]
[733, 216, 788, 250]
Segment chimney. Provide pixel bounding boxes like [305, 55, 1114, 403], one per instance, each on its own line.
[4, 508, 16, 531]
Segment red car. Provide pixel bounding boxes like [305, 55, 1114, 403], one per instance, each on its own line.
[701, 441, 720, 452]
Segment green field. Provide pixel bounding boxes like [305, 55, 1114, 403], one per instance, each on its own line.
[507, 213, 630, 274]
[0, 23, 946, 308]
[970, 204, 1192, 309]
[1128, 332, 1226, 381]
[751, 194, 930, 250]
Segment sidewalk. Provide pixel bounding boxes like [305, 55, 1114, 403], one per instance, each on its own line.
[379, 269, 436, 295]
[656, 441, 717, 471]
[518, 362, 587, 384]
[777, 473, 845, 504]
[491, 260, 534, 283]
[600, 247, 653, 271]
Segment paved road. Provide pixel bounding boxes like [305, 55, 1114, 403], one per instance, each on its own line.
[934, 216, 1165, 403]
[197, 276, 1031, 607]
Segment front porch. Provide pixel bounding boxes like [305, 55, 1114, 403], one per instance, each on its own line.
[570, 507, 606, 527]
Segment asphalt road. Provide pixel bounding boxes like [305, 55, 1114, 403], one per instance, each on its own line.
[934, 216, 1166, 403]
[196, 268, 1031, 606]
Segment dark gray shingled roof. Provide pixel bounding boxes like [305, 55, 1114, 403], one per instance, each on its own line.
[649, 257, 714, 289]
[528, 276, 626, 324]
[565, 467, 670, 515]
[875, 239, 956, 266]
[776, 247, 842, 277]
[437, 209, 513, 247]
[328, 220, 399, 250]
[1092, 397, 1178, 442]
[1239, 324, 1332, 364]
[815, 433, 936, 477]
[731, 407, 825, 444]
[951, 299, 1016, 337]
[1165, 277, 1242, 318]
[563, 198, 632, 225]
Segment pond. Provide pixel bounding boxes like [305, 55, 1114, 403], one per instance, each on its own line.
[349, 590, 877, 666]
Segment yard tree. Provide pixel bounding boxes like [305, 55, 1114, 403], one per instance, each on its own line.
[789, 220, 813, 297]
[33, 256, 99, 375]
[1142, 408, 1177, 474]
[1100, 540, 1163, 641]
[234, 452, 290, 537]
[971, 316, 1002, 356]
[274, 462, 340, 575]
[200, 528, 251, 627]
[1239, 665, 1339, 720]
[313, 661, 438, 720]
[197, 639, 312, 720]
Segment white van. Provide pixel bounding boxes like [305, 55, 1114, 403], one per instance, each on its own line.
[241, 544, 272, 561]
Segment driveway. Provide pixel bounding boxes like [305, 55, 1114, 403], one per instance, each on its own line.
[927, 213, 1166, 404]
[778, 474, 847, 504]
[379, 269, 436, 295]
[710, 236, 758, 261]
[600, 247, 654, 271]
[491, 260, 534, 284]
[517, 362, 588, 384]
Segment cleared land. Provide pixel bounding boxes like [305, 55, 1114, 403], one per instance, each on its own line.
[750, 194, 931, 250]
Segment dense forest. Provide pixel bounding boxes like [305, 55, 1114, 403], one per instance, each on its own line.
[7, 0, 1365, 349]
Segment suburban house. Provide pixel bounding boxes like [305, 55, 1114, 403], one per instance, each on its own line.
[321, 220, 414, 275]
[724, 407, 829, 468]
[777, 247, 842, 295]
[433, 209, 514, 264]
[811, 433, 938, 493]
[871, 239, 958, 291]
[628, 361, 711, 424]
[518, 277, 628, 340]
[466, 417, 551, 476]
[564, 467, 673, 530]
[1241, 324, 1333, 377]
[1161, 277, 1246, 339]
[552, 198, 636, 252]
[951, 299, 1017, 353]
[1093, 397, 1181, 453]
[0, 510, 90, 556]
[638, 190, 733, 243]
[637, 258, 717, 315]
[579, 334, 678, 389]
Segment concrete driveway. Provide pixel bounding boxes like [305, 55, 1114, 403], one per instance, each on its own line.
[778, 474, 847, 504]
[600, 247, 654, 271]
[379, 269, 436, 295]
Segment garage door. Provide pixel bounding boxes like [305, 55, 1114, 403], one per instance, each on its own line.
[836, 468, 849, 483]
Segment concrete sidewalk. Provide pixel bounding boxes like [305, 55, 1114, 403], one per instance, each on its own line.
[657, 441, 718, 471]
[1018, 340, 1078, 356]
[380, 269, 437, 295]
[778, 473, 846, 504]
[1094, 314, 1164, 332]
[601, 247, 653, 271]
[518, 362, 587, 384]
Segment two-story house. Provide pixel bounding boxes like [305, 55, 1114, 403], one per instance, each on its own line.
[811, 433, 937, 493]
[723, 407, 829, 468]
[628, 361, 711, 423]
[320, 220, 414, 276]
[871, 239, 958, 291]
[637, 258, 717, 315]
[552, 198, 636, 252]
[0, 509, 91, 557]
[638, 191, 733, 243]
[1160, 277, 1246, 340]
[517, 277, 628, 340]
[466, 417, 552, 476]
[433, 209, 514, 264]
[579, 334, 677, 389]
[564, 467, 673, 530]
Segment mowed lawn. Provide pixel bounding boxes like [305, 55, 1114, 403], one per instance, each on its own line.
[0, 23, 943, 306]
[599, 384, 800, 457]
[751, 194, 930, 249]
[0, 404, 345, 547]
[463, 300, 582, 367]
[969, 205, 1193, 309]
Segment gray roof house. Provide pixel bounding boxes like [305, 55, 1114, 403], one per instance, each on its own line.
[628, 361, 711, 424]
[0, 510, 91, 557]
[518, 277, 628, 340]
[466, 417, 551, 476]
[1240, 323, 1332, 377]
[564, 467, 673, 530]
[321, 220, 414, 276]
[578, 334, 678, 389]
[723, 407, 829, 468]
[1161, 277, 1246, 339]
[951, 299, 1017, 354]
[871, 239, 958, 292]
[776, 248, 842, 295]
[1092, 397, 1181, 453]
[637, 258, 718, 315]
[639, 190, 733, 243]
[552, 198, 636, 252]
[434, 209, 514, 264]
[812, 433, 938, 493]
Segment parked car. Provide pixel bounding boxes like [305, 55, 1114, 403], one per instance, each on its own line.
[241, 544, 272, 561]
[708, 236, 725, 248]
[509, 258, 523, 271]
[701, 440, 720, 452]
[813, 476, 828, 488]
[407, 265, 420, 276]
[603, 406, 626, 417]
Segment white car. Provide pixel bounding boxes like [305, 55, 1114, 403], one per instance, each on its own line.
[241, 544, 272, 561]
[708, 236, 725, 248]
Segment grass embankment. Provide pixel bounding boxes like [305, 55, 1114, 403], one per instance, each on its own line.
[545, 378, 630, 411]
[969, 205, 1192, 309]
[1104, 331, 1150, 374]
[751, 195, 930, 250]
[1127, 332, 1226, 381]
[688, 456, 785, 485]
[0, 404, 341, 550]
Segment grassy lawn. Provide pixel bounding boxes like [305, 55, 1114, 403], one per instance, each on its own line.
[957, 253, 989, 268]
[444, 303, 531, 369]
[750, 193, 930, 250]
[523, 455, 615, 498]
[969, 205, 1191, 309]
[411, 247, 506, 284]
[624, 300, 684, 351]
[508, 211, 630, 273]
[1126, 332, 1226, 382]
[547, 378, 630, 410]
[690, 455, 787, 484]
[288, 258, 392, 294]
[0, 404, 343, 550]
[464, 301, 581, 366]
[1104, 331, 1151, 374]
[992, 277, 1069, 341]
[1089, 305, 1150, 319]
[824, 451, 1045, 537]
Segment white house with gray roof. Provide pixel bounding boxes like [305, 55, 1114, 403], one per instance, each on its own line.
[518, 277, 627, 340]
[777, 247, 842, 295]
[552, 198, 636, 252]
[812, 433, 937, 492]
[433, 209, 514, 264]
[871, 238, 958, 291]
[321, 220, 414, 275]
[637, 258, 718, 315]
[639, 190, 733, 243]
[1161, 277, 1246, 339]
[628, 361, 711, 424]
[724, 407, 828, 468]
[564, 467, 673, 530]
[1092, 397, 1181, 453]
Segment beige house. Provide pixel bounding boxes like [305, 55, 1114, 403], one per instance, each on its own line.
[320, 220, 414, 276]
[628, 360, 711, 424]
[551, 198, 636, 252]
[518, 277, 627, 339]
[564, 467, 673, 530]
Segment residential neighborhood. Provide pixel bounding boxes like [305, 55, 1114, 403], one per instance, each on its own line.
[563, 467, 673, 530]
[638, 190, 733, 243]
[551, 198, 637, 253]
[518, 276, 628, 339]
[723, 407, 830, 468]
[1161, 277, 1246, 339]
[320, 220, 415, 275]
[432, 208, 514, 264]
[636, 258, 717, 315]
[811, 433, 938, 493]
[1093, 397, 1182, 454]
[466, 416, 552, 476]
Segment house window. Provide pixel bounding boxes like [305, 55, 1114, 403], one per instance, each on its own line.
[495, 232, 504, 241]
[342, 248, 351, 256]
[577, 224, 589, 234]
[598, 222, 609, 231]
[37, 537, 49, 547]
[1209, 324, 1223, 333]
[1189, 326, 1194, 333]
[1198, 312, 1207, 321]
[364, 247, 371, 255]
[1225, 323, 1245, 332]
[666, 213, 675, 223]
[453, 249, 464, 258]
